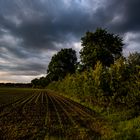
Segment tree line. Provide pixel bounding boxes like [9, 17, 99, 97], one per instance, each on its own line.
[31, 28, 125, 87]
[0, 83, 31, 88]
[31, 28, 140, 108]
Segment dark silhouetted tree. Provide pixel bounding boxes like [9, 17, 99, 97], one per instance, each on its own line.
[80, 28, 123, 69]
[47, 48, 77, 81]
[31, 78, 40, 87]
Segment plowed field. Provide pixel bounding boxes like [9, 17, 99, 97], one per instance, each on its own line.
[0, 88, 108, 140]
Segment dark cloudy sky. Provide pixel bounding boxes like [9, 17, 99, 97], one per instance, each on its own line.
[0, 0, 140, 83]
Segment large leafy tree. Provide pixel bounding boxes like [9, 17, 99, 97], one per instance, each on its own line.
[47, 48, 77, 81]
[80, 28, 123, 69]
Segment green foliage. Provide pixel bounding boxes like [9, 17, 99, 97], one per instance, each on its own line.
[31, 48, 77, 88]
[31, 77, 50, 88]
[48, 61, 104, 102]
[127, 52, 140, 76]
[31, 28, 140, 112]
[110, 115, 140, 140]
[127, 52, 140, 66]
[47, 56, 140, 108]
[80, 28, 123, 69]
[47, 48, 77, 81]
[31, 78, 40, 87]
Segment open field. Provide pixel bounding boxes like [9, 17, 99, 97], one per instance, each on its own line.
[0, 88, 109, 140]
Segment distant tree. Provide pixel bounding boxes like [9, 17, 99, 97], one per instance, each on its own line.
[47, 48, 77, 81]
[80, 28, 123, 69]
[38, 77, 48, 87]
[31, 78, 39, 88]
[31, 76, 51, 88]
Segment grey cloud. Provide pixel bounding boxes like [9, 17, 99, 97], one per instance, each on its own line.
[103, 0, 140, 33]
[0, 0, 99, 52]
[0, 60, 47, 76]
[0, 0, 140, 82]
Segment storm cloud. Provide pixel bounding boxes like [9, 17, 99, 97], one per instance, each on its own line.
[0, 0, 140, 82]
